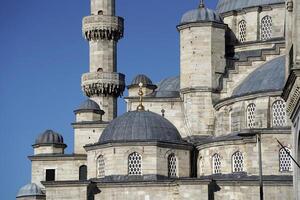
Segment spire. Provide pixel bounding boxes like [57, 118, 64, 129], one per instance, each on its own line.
[137, 82, 145, 111]
[199, 0, 205, 8]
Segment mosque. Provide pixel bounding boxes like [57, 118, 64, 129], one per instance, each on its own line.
[16, 0, 295, 199]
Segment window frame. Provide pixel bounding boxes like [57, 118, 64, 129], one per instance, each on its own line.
[261, 15, 273, 41]
[279, 147, 292, 172]
[232, 151, 244, 173]
[168, 153, 178, 178]
[128, 152, 142, 175]
[212, 153, 221, 174]
[238, 20, 247, 43]
[97, 155, 105, 178]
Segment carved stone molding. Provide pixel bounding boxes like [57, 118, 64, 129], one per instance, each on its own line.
[81, 72, 125, 97]
[286, 77, 300, 117]
[82, 15, 124, 41]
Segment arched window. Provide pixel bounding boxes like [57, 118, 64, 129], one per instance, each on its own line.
[272, 100, 287, 127]
[168, 154, 177, 178]
[97, 155, 105, 178]
[238, 20, 247, 43]
[79, 165, 87, 180]
[212, 154, 221, 174]
[279, 147, 292, 172]
[246, 103, 256, 128]
[261, 15, 272, 40]
[232, 151, 244, 172]
[128, 152, 142, 175]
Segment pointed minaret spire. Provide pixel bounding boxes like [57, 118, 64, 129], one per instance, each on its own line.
[199, 0, 205, 8]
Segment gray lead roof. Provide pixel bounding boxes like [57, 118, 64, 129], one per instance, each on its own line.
[35, 129, 65, 145]
[232, 56, 285, 97]
[149, 76, 180, 98]
[216, 0, 285, 14]
[131, 74, 153, 86]
[16, 183, 45, 198]
[99, 110, 183, 143]
[181, 6, 223, 24]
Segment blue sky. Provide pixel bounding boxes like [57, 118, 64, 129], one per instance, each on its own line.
[0, 0, 218, 198]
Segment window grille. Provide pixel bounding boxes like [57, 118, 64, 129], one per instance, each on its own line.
[168, 154, 177, 178]
[261, 16, 272, 40]
[232, 151, 244, 172]
[97, 155, 105, 178]
[239, 20, 247, 43]
[279, 147, 292, 172]
[272, 100, 287, 127]
[128, 152, 142, 175]
[212, 154, 221, 174]
[246, 103, 256, 128]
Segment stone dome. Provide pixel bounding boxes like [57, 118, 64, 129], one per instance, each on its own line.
[131, 74, 153, 86]
[181, 4, 223, 24]
[216, 0, 285, 14]
[232, 56, 285, 97]
[99, 110, 183, 143]
[35, 129, 65, 145]
[16, 183, 45, 198]
[74, 99, 103, 114]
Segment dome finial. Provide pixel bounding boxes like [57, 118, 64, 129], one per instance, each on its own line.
[137, 82, 145, 111]
[199, 0, 205, 8]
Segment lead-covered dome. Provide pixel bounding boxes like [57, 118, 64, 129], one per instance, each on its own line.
[216, 0, 285, 14]
[181, 4, 223, 24]
[232, 56, 285, 97]
[131, 74, 153, 86]
[35, 129, 65, 145]
[99, 111, 183, 143]
[74, 99, 103, 114]
[16, 183, 45, 198]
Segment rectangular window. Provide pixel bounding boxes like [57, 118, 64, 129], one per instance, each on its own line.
[45, 169, 55, 181]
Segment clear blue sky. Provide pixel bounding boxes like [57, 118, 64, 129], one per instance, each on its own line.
[0, 0, 218, 198]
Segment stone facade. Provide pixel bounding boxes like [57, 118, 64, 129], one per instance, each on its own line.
[17, 0, 296, 199]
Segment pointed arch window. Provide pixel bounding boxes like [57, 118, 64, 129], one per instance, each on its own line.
[168, 154, 177, 178]
[272, 100, 287, 127]
[79, 165, 87, 180]
[212, 154, 221, 174]
[128, 152, 142, 175]
[97, 155, 105, 178]
[246, 103, 256, 128]
[232, 151, 244, 172]
[261, 15, 272, 40]
[279, 147, 292, 172]
[238, 20, 247, 43]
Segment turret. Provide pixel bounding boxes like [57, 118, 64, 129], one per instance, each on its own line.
[177, 1, 226, 136]
[127, 74, 157, 97]
[81, 0, 125, 121]
[16, 183, 45, 200]
[32, 130, 66, 155]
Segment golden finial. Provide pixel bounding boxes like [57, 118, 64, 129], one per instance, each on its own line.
[199, 0, 205, 8]
[137, 82, 145, 111]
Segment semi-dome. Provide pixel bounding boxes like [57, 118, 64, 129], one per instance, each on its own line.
[99, 110, 183, 143]
[35, 129, 65, 145]
[131, 74, 153, 86]
[232, 56, 285, 97]
[16, 183, 45, 198]
[74, 99, 103, 114]
[181, 3, 223, 24]
[216, 0, 285, 14]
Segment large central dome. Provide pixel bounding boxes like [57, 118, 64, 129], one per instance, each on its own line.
[99, 111, 183, 143]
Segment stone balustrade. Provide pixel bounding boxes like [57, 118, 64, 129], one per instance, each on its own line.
[82, 15, 124, 41]
[81, 72, 125, 97]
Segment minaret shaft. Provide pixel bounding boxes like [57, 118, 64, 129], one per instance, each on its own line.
[82, 0, 125, 121]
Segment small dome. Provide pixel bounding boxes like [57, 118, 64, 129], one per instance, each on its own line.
[99, 111, 183, 143]
[151, 76, 180, 98]
[131, 74, 153, 86]
[181, 5, 223, 24]
[232, 56, 285, 97]
[16, 183, 44, 198]
[35, 129, 64, 145]
[216, 0, 285, 14]
[74, 99, 102, 114]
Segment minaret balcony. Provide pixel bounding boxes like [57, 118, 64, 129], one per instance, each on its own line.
[82, 15, 124, 41]
[81, 72, 125, 97]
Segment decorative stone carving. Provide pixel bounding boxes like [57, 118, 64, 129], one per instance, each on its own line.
[81, 72, 125, 97]
[82, 15, 124, 41]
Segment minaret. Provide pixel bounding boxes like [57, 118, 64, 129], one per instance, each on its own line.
[81, 0, 125, 121]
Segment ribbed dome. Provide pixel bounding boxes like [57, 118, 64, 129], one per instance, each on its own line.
[74, 99, 102, 114]
[232, 56, 285, 97]
[216, 0, 285, 14]
[131, 74, 153, 85]
[99, 111, 183, 143]
[35, 129, 64, 145]
[181, 5, 223, 24]
[16, 183, 44, 198]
